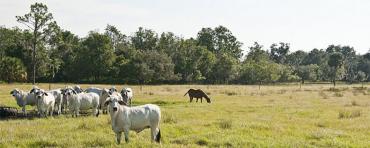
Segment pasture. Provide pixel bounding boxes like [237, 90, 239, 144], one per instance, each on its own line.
[0, 83, 369, 147]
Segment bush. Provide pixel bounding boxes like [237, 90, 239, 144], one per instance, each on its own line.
[0, 57, 27, 83]
[338, 110, 361, 119]
[219, 119, 232, 129]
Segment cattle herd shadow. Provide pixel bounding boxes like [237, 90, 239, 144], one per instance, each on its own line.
[0, 106, 38, 120]
[0, 106, 95, 120]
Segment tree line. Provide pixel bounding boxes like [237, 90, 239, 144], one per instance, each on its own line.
[0, 3, 369, 85]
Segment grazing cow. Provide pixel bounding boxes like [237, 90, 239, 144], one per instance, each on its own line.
[10, 89, 37, 115]
[64, 88, 100, 117]
[104, 95, 161, 144]
[120, 88, 133, 106]
[35, 89, 56, 117]
[184, 89, 211, 103]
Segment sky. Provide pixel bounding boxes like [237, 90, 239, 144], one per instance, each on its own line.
[1, 0, 370, 54]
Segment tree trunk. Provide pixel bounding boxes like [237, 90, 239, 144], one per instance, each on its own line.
[259, 81, 261, 90]
[32, 21, 38, 85]
[333, 79, 336, 88]
[32, 33, 36, 85]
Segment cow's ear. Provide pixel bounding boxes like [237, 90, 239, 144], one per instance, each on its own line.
[29, 89, 34, 93]
[10, 90, 14, 94]
[72, 90, 77, 94]
[44, 92, 48, 96]
[118, 100, 127, 105]
[104, 100, 111, 106]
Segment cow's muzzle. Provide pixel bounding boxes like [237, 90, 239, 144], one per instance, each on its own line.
[113, 107, 117, 112]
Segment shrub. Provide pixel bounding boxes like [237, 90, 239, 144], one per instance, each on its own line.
[196, 138, 209, 146]
[319, 91, 329, 99]
[338, 110, 361, 119]
[0, 57, 27, 83]
[351, 100, 359, 106]
[334, 92, 343, 97]
[163, 114, 178, 124]
[219, 119, 232, 129]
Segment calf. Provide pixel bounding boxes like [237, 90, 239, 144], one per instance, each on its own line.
[104, 95, 161, 144]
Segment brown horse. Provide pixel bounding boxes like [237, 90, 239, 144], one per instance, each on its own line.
[184, 89, 211, 103]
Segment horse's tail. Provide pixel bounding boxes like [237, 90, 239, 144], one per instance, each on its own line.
[184, 90, 189, 96]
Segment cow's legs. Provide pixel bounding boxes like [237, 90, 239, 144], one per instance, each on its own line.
[22, 106, 26, 116]
[94, 108, 99, 117]
[115, 132, 122, 144]
[123, 129, 130, 143]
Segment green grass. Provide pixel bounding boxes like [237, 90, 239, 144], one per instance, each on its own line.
[0, 83, 370, 147]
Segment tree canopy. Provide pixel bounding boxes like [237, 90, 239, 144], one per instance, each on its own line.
[0, 3, 369, 85]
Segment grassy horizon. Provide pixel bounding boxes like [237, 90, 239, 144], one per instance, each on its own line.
[0, 83, 369, 147]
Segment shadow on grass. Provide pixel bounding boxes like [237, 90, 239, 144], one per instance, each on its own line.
[134, 100, 186, 106]
[28, 140, 58, 147]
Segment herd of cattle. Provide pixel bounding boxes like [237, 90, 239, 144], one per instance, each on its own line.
[9, 85, 161, 144]
[10, 86, 132, 117]
[8, 86, 212, 144]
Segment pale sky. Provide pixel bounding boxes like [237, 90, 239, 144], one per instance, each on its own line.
[1, 0, 370, 54]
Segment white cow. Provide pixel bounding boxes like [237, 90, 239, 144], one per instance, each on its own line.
[35, 89, 56, 117]
[104, 95, 161, 144]
[10, 89, 37, 115]
[48, 89, 64, 115]
[120, 88, 133, 106]
[73, 85, 84, 93]
[99, 88, 123, 113]
[64, 88, 100, 117]
[85, 87, 103, 95]
[30, 88, 64, 115]
[109, 87, 118, 93]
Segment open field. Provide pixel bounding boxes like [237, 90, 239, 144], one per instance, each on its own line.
[0, 83, 369, 147]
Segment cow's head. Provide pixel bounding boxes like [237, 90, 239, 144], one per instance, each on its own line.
[35, 89, 48, 99]
[63, 88, 76, 96]
[104, 95, 126, 112]
[73, 85, 83, 93]
[10, 89, 20, 97]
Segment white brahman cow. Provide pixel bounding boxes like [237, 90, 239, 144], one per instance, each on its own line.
[10, 89, 37, 115]
[120, 88, 133, 106]
[35, 89, 56, 117]
[64, 88, 100, 117]
[104, 94, 161, 144]
[30, 87, 64, 115]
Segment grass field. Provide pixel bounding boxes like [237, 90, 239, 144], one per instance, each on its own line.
[0, 83, 369, 147]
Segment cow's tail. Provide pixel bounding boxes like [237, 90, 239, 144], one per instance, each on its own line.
[155, 129, 161, 143]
